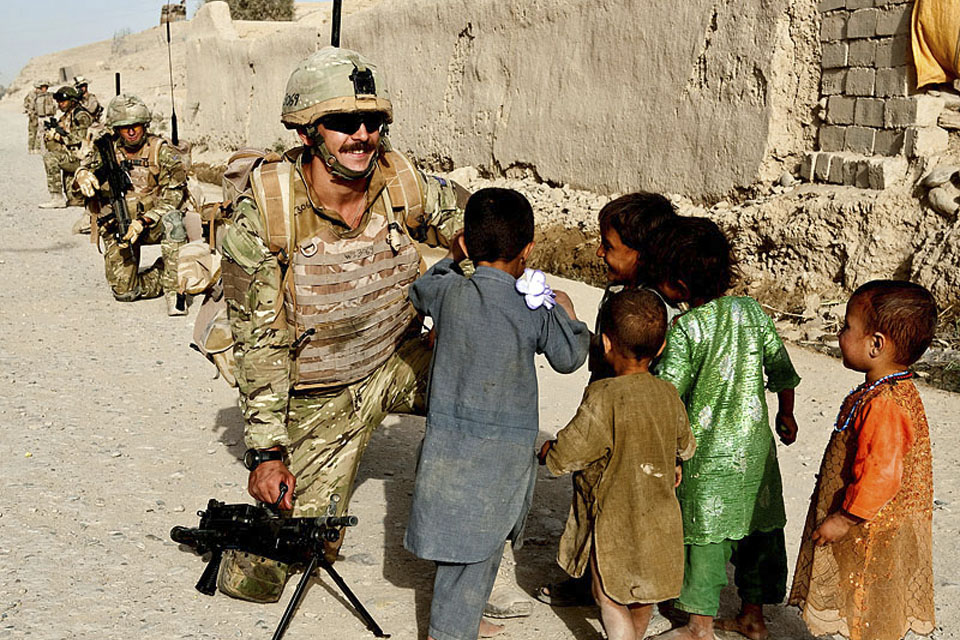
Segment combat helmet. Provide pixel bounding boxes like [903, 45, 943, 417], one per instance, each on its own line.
[34, 80, 49, 89]
[53, 85, 81, 103]
[281, 47, 392, 180]
[105, 94, 152, 128]
[73, 75, 89, 89]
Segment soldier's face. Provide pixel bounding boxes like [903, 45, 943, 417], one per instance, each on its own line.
[315, 114, 383, 174]
[56, 99, 71, 112]
[118, 125, 146, 146]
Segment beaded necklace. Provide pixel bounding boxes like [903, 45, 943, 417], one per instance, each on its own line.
[834, 370, 913, 432]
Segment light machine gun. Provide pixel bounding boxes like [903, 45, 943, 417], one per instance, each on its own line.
[170, 488, 390, 639]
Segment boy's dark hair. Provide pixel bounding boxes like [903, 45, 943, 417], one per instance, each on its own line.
[464, 187, 534, 263]
[851, 280, 938, 365]
[598, 192, 677, 252]
[600, 289, 667, 361]
[642, 216, 736, 302]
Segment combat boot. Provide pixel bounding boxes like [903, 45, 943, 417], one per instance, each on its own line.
[165, 291, 187, 316]
[38, 195, 67, 209]
[71, 213, 91, 235]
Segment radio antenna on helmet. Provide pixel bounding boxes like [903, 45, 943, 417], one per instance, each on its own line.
[331, 0, 342, 47]
[165, 20, 179, 145]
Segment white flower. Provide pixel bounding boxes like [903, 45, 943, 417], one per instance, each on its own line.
[702, 496, 724, 519]
[698, 406, 714, 431]
[515, 268, 555, 310]
[746, 395, 763, 422]
[719, 354, 735, 382]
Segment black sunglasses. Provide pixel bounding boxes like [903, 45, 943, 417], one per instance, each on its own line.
[320, 113, 386, 135]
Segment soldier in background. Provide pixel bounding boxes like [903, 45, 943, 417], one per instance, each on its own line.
[39, 85, 92, 209]
[23, 82, 40, 153]
[74, 76, 102, 121]
[74, 95, 188, 315]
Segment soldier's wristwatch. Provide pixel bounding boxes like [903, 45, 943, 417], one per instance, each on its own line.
[243, 448, 284, 471]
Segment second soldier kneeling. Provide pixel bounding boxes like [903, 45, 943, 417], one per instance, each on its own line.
[75, 94, 188, 316]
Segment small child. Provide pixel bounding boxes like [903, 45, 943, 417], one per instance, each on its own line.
[789, 280, 937, 640]
[404, 187, 590, 640]
[538, 289, 696, 640]
[591, 192, 679, 382]
[645, 216, 802, 640]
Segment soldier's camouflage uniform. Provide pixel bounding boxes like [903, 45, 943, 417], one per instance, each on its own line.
[23, 89, 38, 152]
[31, 89, 57, 152]
[81, 92, 102, 121]
[42, 104, 93, 202]
[82, 135, 188, 300]
[217, 149, 462, 602]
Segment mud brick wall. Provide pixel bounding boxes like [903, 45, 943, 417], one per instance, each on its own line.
[803, 0, 950, 188]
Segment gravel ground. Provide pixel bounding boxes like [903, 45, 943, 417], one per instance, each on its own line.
[1, 104, 957, 640]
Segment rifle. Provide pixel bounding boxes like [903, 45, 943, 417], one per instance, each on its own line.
[42, 117, 69, 139]
[171, 488, 390, 640]
[92, 134, 133, 242]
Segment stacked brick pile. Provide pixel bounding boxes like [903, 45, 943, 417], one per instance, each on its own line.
[802, 0, 951, 189]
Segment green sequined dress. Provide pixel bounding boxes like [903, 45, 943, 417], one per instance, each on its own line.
[657, 296, 801, 545]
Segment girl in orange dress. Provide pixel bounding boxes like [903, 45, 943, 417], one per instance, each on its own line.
[789, 280, 938, 640]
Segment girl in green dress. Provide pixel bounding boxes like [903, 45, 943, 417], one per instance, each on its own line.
[646, 217, 802, 640]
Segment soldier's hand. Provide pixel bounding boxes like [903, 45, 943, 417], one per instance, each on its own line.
[249, 461, 296, 510]
[121, 218, 145, 246]
[75, 169, 99, 198]
[45, 129, 60, 142]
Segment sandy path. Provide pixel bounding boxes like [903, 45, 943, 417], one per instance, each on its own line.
[0, 104, 957, 640]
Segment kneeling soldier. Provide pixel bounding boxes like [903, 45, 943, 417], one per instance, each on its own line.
[75, 94, 188, 315]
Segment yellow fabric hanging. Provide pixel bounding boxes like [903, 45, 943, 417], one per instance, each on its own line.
[912, 0, 960, 88]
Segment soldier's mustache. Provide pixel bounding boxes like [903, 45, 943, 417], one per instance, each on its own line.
[341, 142, 374, 153]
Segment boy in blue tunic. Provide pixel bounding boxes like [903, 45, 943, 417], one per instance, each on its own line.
[404, 188, 590, 640]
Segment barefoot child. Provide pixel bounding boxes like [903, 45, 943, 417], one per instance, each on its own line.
[539, 289, 696, 640]
[647, 216, 802, 640]
[404, 187, 590, 640]
[789, 280, 937, 640]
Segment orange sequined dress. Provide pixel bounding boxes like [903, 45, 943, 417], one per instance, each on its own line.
[789, 378, 934, 640]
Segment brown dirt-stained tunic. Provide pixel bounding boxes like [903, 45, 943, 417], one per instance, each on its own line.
[546, 372, 695, 604]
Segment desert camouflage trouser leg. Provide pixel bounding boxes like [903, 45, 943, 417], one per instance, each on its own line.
[218, 335, 432, 603]
[43, 149, 78, 196]
[27, 117, 38, 152]
[100, 210, 186, 301]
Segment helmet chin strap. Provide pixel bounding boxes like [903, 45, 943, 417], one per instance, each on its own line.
[315, 139, 378, 181]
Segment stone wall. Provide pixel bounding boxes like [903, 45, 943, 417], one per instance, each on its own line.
[801, 0, 954, 189]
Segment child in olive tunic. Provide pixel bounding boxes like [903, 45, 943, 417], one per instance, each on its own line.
[404, 188, 589, 640]
[540, 289, 696, 640]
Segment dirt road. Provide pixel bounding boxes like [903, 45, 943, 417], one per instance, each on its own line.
[0, 104, 957, 640]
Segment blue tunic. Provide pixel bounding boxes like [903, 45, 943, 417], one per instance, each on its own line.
[404, 259, 589, 563]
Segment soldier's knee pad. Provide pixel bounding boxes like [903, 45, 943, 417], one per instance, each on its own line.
[217, 550, 290, 603]
[160, 210, 188, 244]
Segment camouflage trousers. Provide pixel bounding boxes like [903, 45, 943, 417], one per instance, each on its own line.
[99, 210, 186, 300]
[42, 148, 81, 201]
[218, 334, 432, 603]
[27, 117, 38, 152]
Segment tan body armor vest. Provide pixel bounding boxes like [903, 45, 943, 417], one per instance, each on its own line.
[251, 150, 425, 390]
[114, 135, 164, 214]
